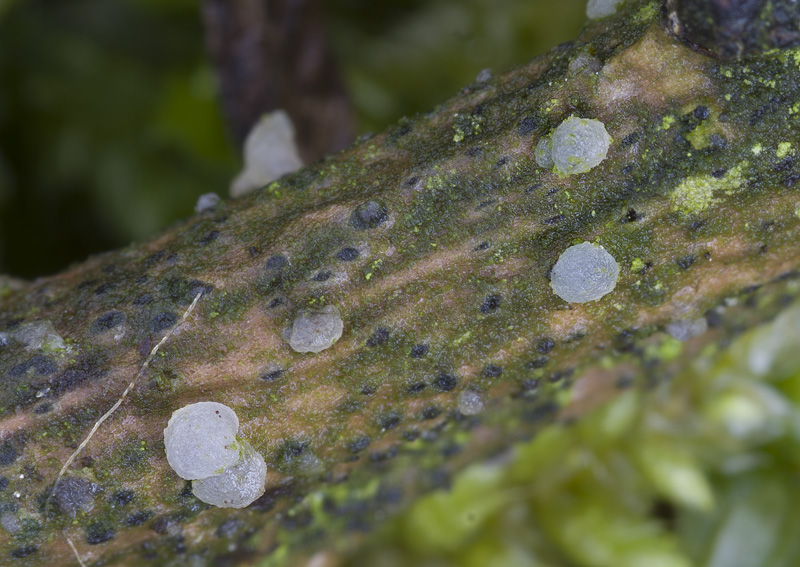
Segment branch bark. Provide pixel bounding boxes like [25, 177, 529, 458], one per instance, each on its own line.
[2, 1, 800, 565]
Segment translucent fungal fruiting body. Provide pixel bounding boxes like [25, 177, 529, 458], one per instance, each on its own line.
[13, 320, 66, 351]
[163, 402, 240, 480]
[283, 305, 344, 354]
[536, 116, 611, 176]
[666, 317, 708, 342]
[550, 242, 619, 304]
[586, 0, 624, 19]
[458, 391, 485, 416]
[192, 440, 267, 508]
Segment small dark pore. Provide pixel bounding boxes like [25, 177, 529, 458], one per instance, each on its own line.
[421, 406, 441, 420]
[407, 382, 427, 394]
[620, 132, 640, 147]
[10, 546, 38, 558]
[433, 373, 458, 391]
[348, 436, 370, 453]
[366, 327, 390, 347]
[543, 214, 565, 225]
[693, 105, 710, 120]
[126, 511, 153, 527]
[336, 247, 359, 262]
[312, 271, 332, 282]
[151, 311, 178, 332]
[86, 521, 115, 544]
[474, 241, 490, 251]
[483, 364, 502, 378]
[517, 116, 540, 136]
[480, 294, 502, 314]
[260, 369, 284, 381]
[265, 255, 287, 270]
[90, 311, 125, 334]
[624, 208, 641, 222]
[676, 254, 697, 270]
[711, 168, 727, 178]
[535, 338, 555, 354]
[112, 489, 135, 506]
[410, 344, 429, 358]
[199, 230, 220, 245]
[248, 246, 261, 258]
[379, 415, 401, 431]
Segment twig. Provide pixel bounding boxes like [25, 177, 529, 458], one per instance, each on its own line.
[65, 532, 88, 567]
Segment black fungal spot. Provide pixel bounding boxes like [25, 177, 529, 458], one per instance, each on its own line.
[711, 168, 727, 178]
[625, 208, 641, 222]
[168, 278, 214, 304]
[361, 385, 375, 395]
[536, 338, 555, 354]
[406, 176, 419, 186]
[199, 230, 220, 245]
[676, 254, 697, 270]
[34, 403, 52, 414]
[0, 443, 14, 466]
[133, 293, 154, 306]
[784, 173, 800, 187]
[112, 489, 135, 507]
[496, 157, 508, 167]
[693, 105, 710, 120]
[774, 156, 796, 172]
[621, 164, 634, 175]
[348, 436, 370, 453]
[151, 311, 178, 332]
[312, 271, 332, 281]
[433, 373, 458, 391]
[379, 415, 401, 431]
[126, 511, 153, 527]
[10, 546, 38, 558]
[260, 369, 284, 381]
[474, 241, 490, 251]
[366, 327, 390, 347]
[543, 214, 565, 225]
[9, 354, 57, 377]
[620, 132, 640, 148]
[0, 477, 9, 491]
[86, 521, 115, 544]
[421, 406, 441, 420]
[517, 116, 540, 136]
[689, 219, 706, 231]
[407, 382, 427, 394]
[336, 247, 359, 261]
[90, 311, 126, 334]
[268, 297, 285, 308]
[265, 255, 287, 270]
[94, 283, 114, 295]
[410, 344, 429, 358]
[479, 294, 502, 314]
[350, 201, 388, 230]
[483, 364, 502, 378]
[528, 357, 548, 369]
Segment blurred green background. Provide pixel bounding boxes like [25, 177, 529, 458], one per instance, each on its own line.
[0, 0, 586, 278]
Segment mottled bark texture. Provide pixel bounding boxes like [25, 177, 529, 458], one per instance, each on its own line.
[202, 0, 355, 162]
[2, 1, 800, 565]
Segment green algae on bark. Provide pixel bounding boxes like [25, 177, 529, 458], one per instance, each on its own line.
[2, 1, 800, 565]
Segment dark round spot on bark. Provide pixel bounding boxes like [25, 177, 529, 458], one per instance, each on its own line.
[433, 373, 458, 391]
[348, 436, 370, 453]
[90, 311, 125, 334]
[474, 241, 490, 251]
[693, 105, 710, 120]
[151, 312, 178, 332]
[536, 338, 555, 354]
[133, 293, 154, 306]
[528, 357, 549, 369]
[336, 247, 359, 261]
[379, 414, 401, 431]
[479, 294, 502, 314]
[361, 385, 375, 395]
[86, 521, 115, 544]
[350, 201, 388, 230]
[10, 546, 38, 558]
[410, 344, 429, 358]
[517, 116, 540, 136]
[265, 255, 287, 270]
[625, 208, 641, 222]
[199, 230, 220, 245]
[126, 511, 153, 527]
[312, 271, 331, 281]
[0, 443, 17, 466]
[33, 403, 52, 415]
[366, 327, 390, 347]
[421, 406, 441, 420]
[712, 168, 727, 178]
[260, 369, 284, 381]
[483, 364, 502, 378]
[0, 477, 8, 491]
[676, 254, 697, 270]
[94, 282, 114, 295]
[407, 382, 427, 394]
[621, 132, 640, 147]
[112, 489, 135, 506]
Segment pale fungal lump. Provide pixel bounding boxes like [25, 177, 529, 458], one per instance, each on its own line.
[164, 402, 241, 480]
[192, 439, 267, 508]
[535, 116, 611, 176]
[164, 402, 267, 508]
[283, 305, 344, 353]
[550, 242, 619, 303]
[586, 0, 624, 19]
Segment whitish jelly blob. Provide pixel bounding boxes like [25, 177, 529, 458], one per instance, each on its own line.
[283, 305, 343, 354]
[164, 402, 240, 480]
[458, 391, 485, 416]
[550, 242, 619, 303]
[666, 317, 708, 341]
[13, 320, 66, 351]
[549, 116, 611, 176]
[192, 439, 267, 508]
[586, 0, 624, 19]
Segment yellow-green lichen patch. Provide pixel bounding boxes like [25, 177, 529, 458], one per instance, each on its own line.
[669, 163, 747, 215]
